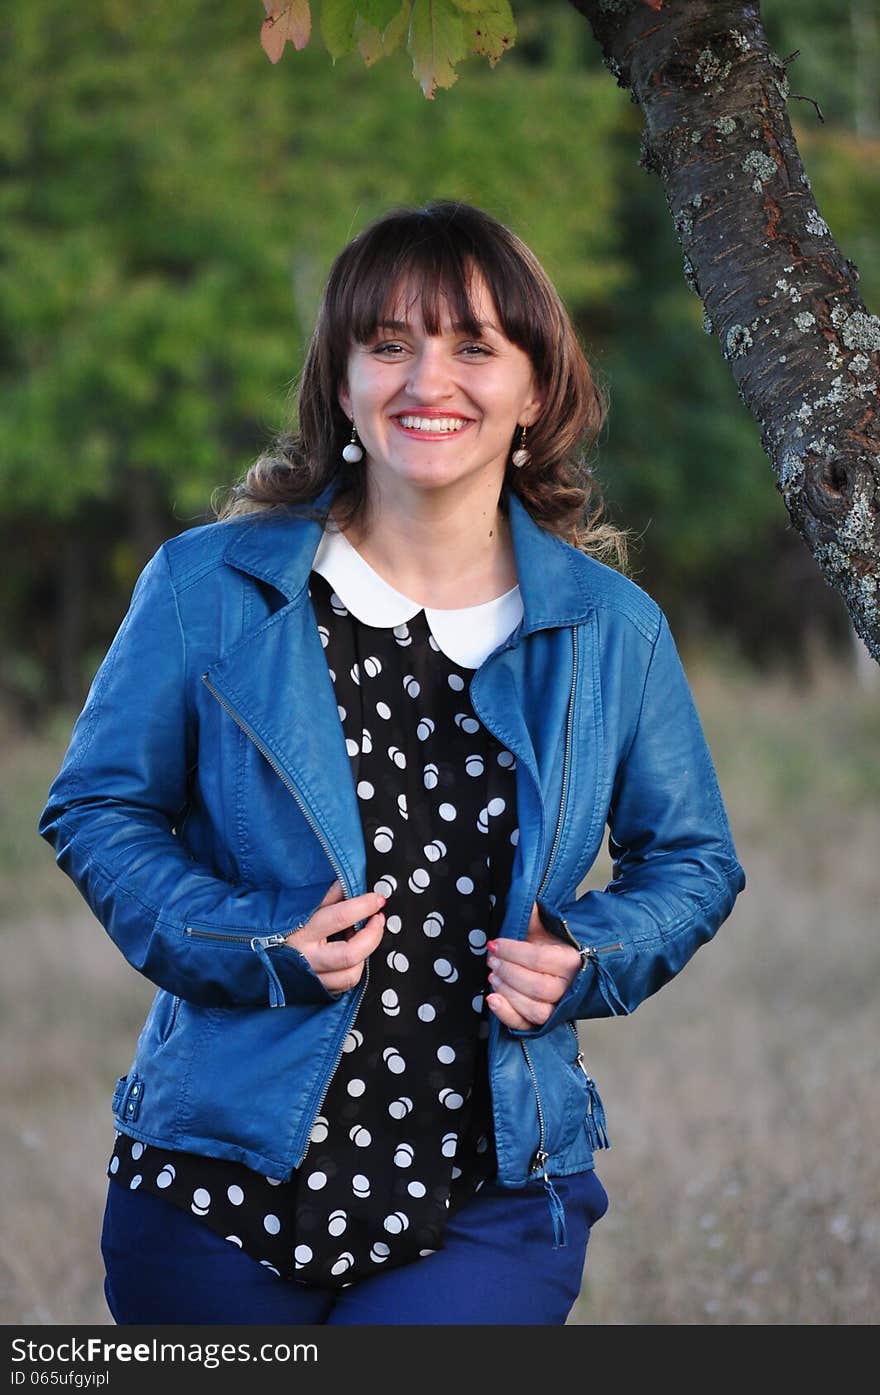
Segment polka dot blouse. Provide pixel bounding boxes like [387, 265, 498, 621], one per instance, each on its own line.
[109, 527, 522, 1288]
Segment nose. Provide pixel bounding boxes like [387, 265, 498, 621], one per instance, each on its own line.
[404, 342, 454, 403]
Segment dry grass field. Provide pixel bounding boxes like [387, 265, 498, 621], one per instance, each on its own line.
[2, 652, 879, 1325]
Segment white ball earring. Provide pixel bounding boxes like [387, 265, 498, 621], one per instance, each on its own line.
[512, 425, 530, 469]
[342, 420, 364, 464]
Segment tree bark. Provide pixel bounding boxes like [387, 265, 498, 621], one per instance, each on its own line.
[569, 0, 880, 659]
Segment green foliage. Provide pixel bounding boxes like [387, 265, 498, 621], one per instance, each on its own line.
[263, 0, 516, 96]
[1, 0, 877, 708]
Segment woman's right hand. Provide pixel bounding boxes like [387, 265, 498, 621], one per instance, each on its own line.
[284, 882, 386, 994]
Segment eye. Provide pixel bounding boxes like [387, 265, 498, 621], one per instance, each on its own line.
[459, 342, 494, 358]
[370, 341, 410, 358]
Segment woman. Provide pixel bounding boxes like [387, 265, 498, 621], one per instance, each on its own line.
[39, 200, 745, 1326]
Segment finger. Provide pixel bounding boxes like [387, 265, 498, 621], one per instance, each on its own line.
[487, 935, 580, 977]
[299, 889, 387, 941]
[486, 992, 533, 1032]
[487, 955, 566, 1004]
[306, 911, 386, 973]
[486, 977, 553, 1028]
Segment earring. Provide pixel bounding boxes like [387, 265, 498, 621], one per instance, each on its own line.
[342, 420, 364, 464]
[512, 425, 530, 469]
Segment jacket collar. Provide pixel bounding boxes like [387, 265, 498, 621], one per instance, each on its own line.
[221, 475, 596, 635]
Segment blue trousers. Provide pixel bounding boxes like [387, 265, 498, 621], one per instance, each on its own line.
[101, 1169, 608, 1325]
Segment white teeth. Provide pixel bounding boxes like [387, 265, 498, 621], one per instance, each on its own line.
[397, 416, 467, 433]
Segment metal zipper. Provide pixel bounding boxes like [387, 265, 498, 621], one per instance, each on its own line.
[535, 626, 579, 907]
[200, 671, 369, 1168]
[185, 926, 287, 947]
[520, 1038, 548, 1176]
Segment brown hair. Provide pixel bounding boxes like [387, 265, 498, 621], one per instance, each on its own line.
[216, 200, 627, 568]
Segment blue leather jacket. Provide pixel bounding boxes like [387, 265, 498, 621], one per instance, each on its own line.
[39, 477, 745, 1211]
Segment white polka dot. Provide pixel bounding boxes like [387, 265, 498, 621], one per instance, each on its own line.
[471, 993, 485, 1013]
[385, 914, 403, 935]
[441, 1133, 458, 1157]
[350, 1125, 372, 1147]
[130, 1175, 142, 1190]
[498, 748, 516, 767]
[404, 676, 420, 697]
[487, 797, 506, 817]
[353, 1174, 370, 1198]
[440, 1089, 464, 1110]
[109, 1156, 119, 1175]
[347, 1078, 366, 1097]
[423, 912, 444, 937]
[407, 1181, 427, 1198]
[329, 1212, 347, 1237]
[295, 1244, 313, 1264]
[465, 754, 484, 776]
[510, 827, 520, 846]
[437, 1045, 456, 1064]
[439, 803, 457, 821]
[356, 780, 374, 799]
[131, 1141, 144, 1161]
[477, 808, 490, 833]
[193, 1188, 211, 1209]
[468, 928, 487, 952]
[331, 1253, 354, 1276]
[410, 867, 430, 889]
[370, 1242, 391, 1262]
[417, 718, 435, 741]
[310, 1116, 329, 1142]
[226, 1235, 243, 1247]
[424, 840, 446, 862]
[307, 1171, 328, 1190]
[388, 745, 406, 769]
[376, 701, 391, 720]
[156, 1167, 174, 1189]
[387, 950, 410, 972]
[417, 1003, 436, 1022]
[394, 1144, 414, 1168]
[388, 1097, 413, 1119]
[227, 1185, 244, 1206]
[263, 1213, 281, 1235]
[384, 1212, 409, 1235]
[337, 704, 346, 721]
[363, 656, 382, 678]
[448, 673, 465, 690]
[345, 738, 359, 757]
[362, 728, 373, 753]
[457, 876, 474, 895]
[423, 764, 439, 790]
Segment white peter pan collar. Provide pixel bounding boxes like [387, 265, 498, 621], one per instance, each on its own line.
[311, 524, 523, 669]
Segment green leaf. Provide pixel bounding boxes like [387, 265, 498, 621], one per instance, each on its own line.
[320, 0, 359, 59]
[355, 3, 409, 66]
[357, 0, 404, 28]
[408, 0, 467, 99]
[458, 0, 515, 66]
[448, 0, 505, 12]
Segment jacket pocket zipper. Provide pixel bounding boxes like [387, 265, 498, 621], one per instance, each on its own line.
[184, 927, 288, 948]
[567, 1021, 610, 1150]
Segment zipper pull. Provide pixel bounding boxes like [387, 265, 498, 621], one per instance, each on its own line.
[579, 945, 629, 1017]
[250, 936, 287, 1006]
[531, 1149, 567, 1249]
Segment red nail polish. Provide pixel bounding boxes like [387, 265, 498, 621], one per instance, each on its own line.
[487, 940, 498, 953]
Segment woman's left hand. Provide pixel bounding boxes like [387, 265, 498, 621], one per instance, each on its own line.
[485, 903, 582, 1031]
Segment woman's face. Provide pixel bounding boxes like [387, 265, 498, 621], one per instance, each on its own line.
[338, 270, 542, 504]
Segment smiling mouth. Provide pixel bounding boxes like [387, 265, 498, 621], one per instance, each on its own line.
[394, 415, 471, 434]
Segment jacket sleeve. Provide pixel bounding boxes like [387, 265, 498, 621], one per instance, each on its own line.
[516, 614, 745, 1038]
[38, 545, 343, 1010]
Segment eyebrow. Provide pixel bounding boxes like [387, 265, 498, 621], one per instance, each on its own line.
[375, 318, 498, 335]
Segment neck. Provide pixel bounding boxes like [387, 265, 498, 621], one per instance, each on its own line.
[334, 474, 517, 609]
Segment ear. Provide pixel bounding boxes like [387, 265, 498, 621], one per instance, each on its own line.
[338, 382, 352, 420]
[520, 385, 544, 429]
